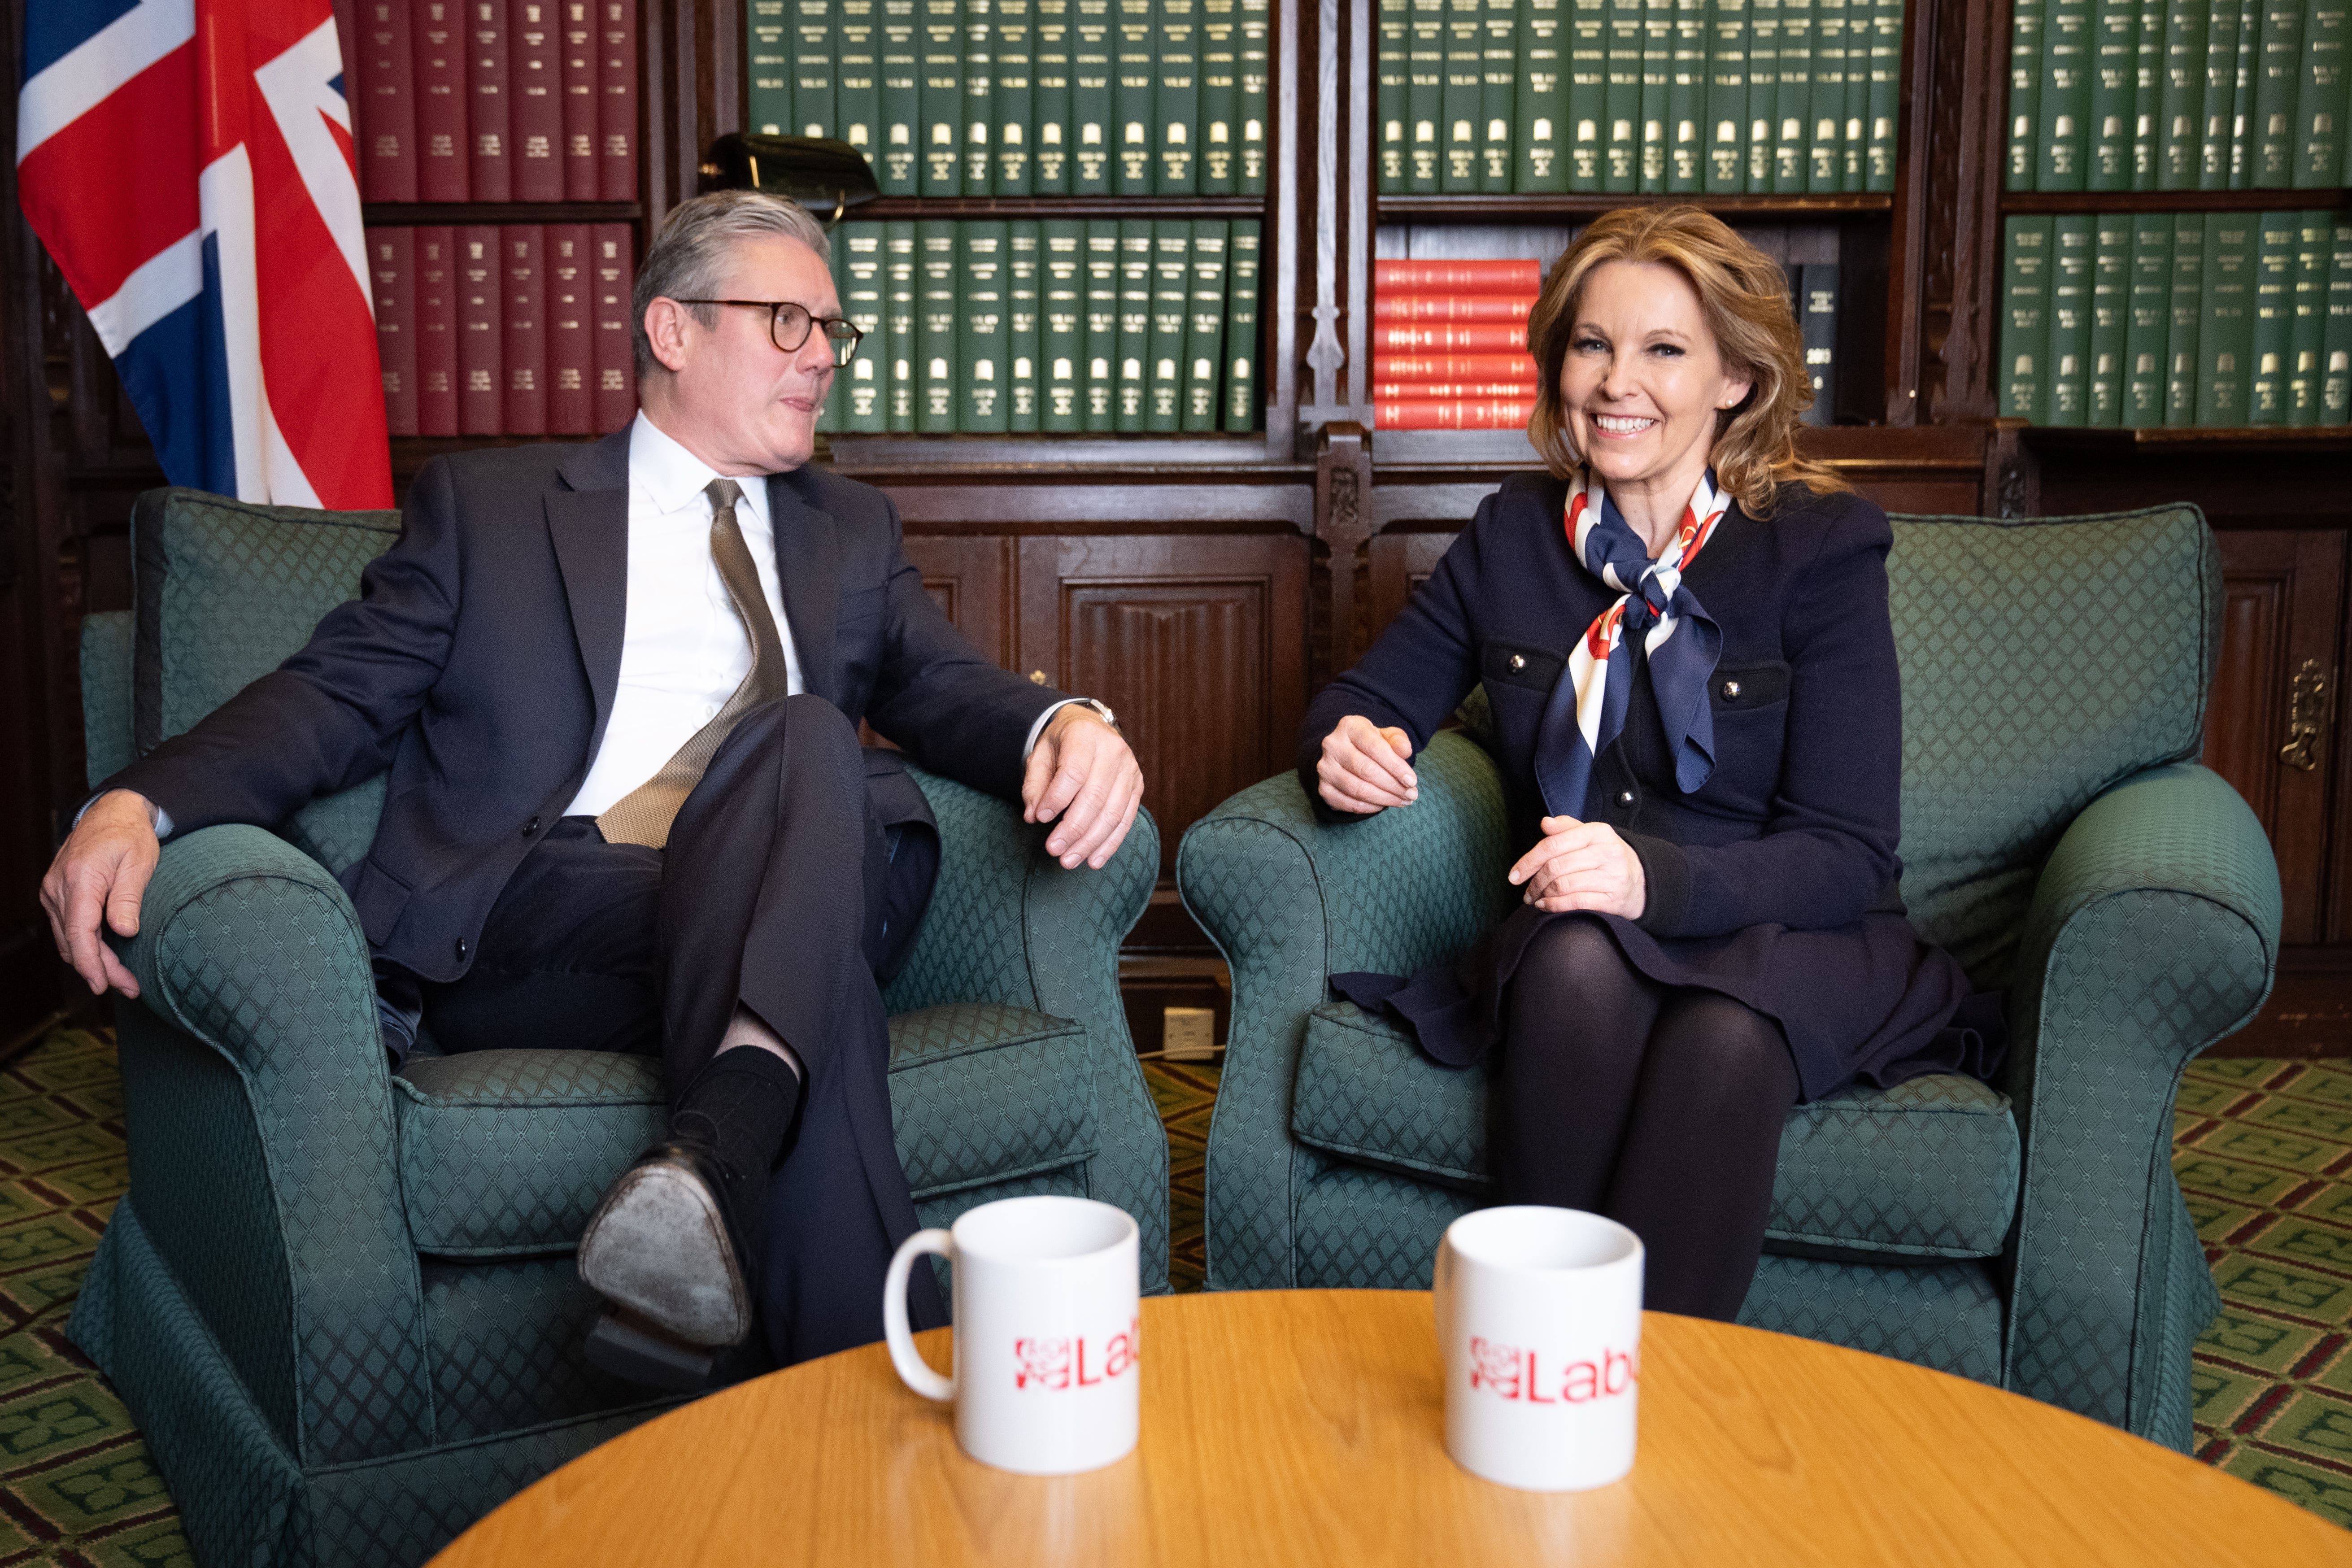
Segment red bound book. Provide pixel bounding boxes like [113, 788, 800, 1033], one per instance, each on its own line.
[503, 225, 547, 433]
[1372, 259, 1543, 295]
[458, 225, 505, 433]
[598, 0, 638, 201]
[1370, 381, 1538, 401]
[1374, 398, 1534, 429]
[592, 222, 636, 431]
[370, 227, 419, 435]
[414, 0, 468, 199]
[1373, 323, 1527, 353]
[357, 0, 419, 201]
[561, 0, 597, 199]
[1372, 352, 1540, 381]
[1370, 296, 1534, 324]
[414, 226, 458, 433]
[469, 0, 512, 201]
[512, 0, 562, 199]
[545, 223, 593, 433]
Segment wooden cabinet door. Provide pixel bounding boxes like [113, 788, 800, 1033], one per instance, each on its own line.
[2206, 530, 2347, 945]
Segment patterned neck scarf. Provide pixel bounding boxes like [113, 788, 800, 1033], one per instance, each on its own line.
[1533, 466, 1732, 819]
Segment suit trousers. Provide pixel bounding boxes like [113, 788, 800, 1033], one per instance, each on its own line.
[414, 694, 952, 1366]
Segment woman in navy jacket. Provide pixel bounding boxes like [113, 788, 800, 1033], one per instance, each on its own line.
[1304, 208, 1995, 1320]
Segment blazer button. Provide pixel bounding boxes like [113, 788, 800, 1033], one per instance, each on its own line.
[523, 816, 541, 837]
[1508, 653, 1527, 671]
[1615, 790, 1635, 808]
[1720, 679, 1743, 700]
[456, 938, 470, 963]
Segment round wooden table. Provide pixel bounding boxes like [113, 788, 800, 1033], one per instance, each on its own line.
[431, 1290, 2349, 1566]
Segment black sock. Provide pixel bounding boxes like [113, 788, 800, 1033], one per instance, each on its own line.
[669, 1045, 805, 1252]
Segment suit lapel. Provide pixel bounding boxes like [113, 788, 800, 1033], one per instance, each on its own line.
[769, 471, 839, 703]
[547, 429, 633, 743]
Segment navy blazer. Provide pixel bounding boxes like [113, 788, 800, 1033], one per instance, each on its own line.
[1299, 473, 1908, 942]
[110, 429, 1068, 984]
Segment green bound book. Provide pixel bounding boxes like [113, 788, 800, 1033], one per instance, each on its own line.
[1147, 222, 1189, 429]
[1704, 0, 1747, 192]
[793, 0, 836, 135]
[2087, 0, 2135, 190]
[1796, 261, 1837, 422]
[2038, 0, 2091, 191]
[1202, 0, 1239, 192]
[1840, 0, 1867, 187]
[2048, 216, 2094, 422]
[1605, 0, 1641, 191]
[2087, 213, 2130, 423]
[920, 0, 964, 194]
[1181, 219, 1228, 431]
[2197, 0, 2241, 189]
[1034, 0, 1073, 190]
[996, 0, 1034, 192]
[1380, 0, 1410, 189]
[2001, 217, 2053, 419]
[1747, 0, 1777, 188]
[2294, 3, 2347, 187]
[916, 218, 959, 430]
[840, 0, 883, 166]
[1445, 0, 1485, 189]
[2197, 212, 2254, 424]
[1773, 0, 1810, 194]
[2290, 209, 2329, 425]
[1235, 0, 1267, 192]
[1640, 0, 1672, 190]
[1114, 0, 1155, 194]
[1224, 220, 1260, 431]
[2156, 0, 2204, 189]
[2009, 0, 2043, 187]
[963, 0, 996, 187]
[960, 222, 1010, 432]
[2325, 215, 2352, 423]
[1009, 221, 1041, 430]
[2247, 209, 2294, 423]
[2252, 0, 2301, 186]
[2165, 212, 2206, 424]
[1669, 0, 1705, 190]
[2122, 213, 2171, 425]
[1159, 0, 1201, 193]
[2130, 0, 2163, 187]
[1411, 0, 1448, 188]
[1571, 0, 1607, 190]
[1041, 219, 1084, 429]
[821, 232, 849, 432]
[750, 0, 792, 134]
[2226, 0, 2258, 186]
[1481, 0, 1520, 190]
[1115, 220, 1153, 430]
[841, 221, 889, 431]
[1083, 220, 1120, 428]
[880, 0, 919, 192]
[885, 221, 917, 430]
[1521, 0, 1570, 191]
[1864, 0, 1897, 191]
[1806, 0, 1843, 193]
[1073, 1, 1112, 192]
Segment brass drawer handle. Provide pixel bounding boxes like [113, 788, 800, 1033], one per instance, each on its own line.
[2281, 659, 2330, 773]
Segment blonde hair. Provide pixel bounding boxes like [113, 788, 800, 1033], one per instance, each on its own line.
[1524, 205, 1847, 518]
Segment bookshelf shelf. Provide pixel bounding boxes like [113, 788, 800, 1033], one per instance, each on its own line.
[2018, 425, 2352, 455]
[1999, 190, 2352, 216]
[362, 203, 647, 227]
[826, 434, 1300, 472]
[1374, 194, 1897, 222]
[850, 197, 1272, 221]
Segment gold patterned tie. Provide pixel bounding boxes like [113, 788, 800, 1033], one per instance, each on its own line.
[597, 478, 789, 849]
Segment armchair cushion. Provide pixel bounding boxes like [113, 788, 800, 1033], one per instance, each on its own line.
[1291, 1000, 2020, 1260]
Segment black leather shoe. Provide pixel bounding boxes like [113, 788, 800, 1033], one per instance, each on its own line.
[577, 1141, 755, 1350]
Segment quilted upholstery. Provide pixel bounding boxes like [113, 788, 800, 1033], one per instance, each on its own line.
[81, 610, 133, 790]
[1289, 1000, 2021, 1259]
[1182, 505, 2279, 1450]
[420, 1257, 645, 1442]
[886, 1002, 1099, 1198]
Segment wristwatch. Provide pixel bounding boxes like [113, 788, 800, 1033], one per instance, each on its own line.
[1071, 697, 1119, 733]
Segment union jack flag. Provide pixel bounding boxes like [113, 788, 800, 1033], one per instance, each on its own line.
[18, 0, 391, 507]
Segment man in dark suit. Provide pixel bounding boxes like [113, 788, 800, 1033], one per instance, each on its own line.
[39, 190, 1143, 1381]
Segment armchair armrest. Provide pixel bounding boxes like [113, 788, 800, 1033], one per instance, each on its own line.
[1176, 732, 1515, 1289]
[2000, 763, 2281, 1433]
[108, 825, 430, 1464]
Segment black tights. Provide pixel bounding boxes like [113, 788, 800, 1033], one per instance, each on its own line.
[1493, 917, 1800, 1321]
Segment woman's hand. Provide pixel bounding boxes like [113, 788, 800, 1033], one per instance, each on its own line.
[1316, 715, 1419, 814]
[1508, 815, 1646, 918]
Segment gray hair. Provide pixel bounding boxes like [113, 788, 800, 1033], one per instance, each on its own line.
[632, 190, 832, 377]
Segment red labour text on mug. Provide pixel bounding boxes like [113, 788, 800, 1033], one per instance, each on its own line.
[1467, 1336, 1638, 1403]
[1012, 1318, 1142, 1390]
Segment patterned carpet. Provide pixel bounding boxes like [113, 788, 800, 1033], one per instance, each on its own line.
[0, 1031, 2339, 1565]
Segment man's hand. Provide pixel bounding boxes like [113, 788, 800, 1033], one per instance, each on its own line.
[1507, 815, 1646, 919]
[1021, 706, 1145, 870]
[1315, 715, 1418, 814]
[39, 790, 161, 999]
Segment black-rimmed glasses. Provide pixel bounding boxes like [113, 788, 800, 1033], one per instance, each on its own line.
[673, 299, 865, 366]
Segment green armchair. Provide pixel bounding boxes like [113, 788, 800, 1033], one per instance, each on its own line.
[1178, 503, 2279, 1451]
[64, 488, 1168, 1568]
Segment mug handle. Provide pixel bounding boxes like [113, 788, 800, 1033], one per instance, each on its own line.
[884, 1228, 955, 1401]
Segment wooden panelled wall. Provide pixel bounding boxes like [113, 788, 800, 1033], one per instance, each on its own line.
[1, 0, 2346, 1051]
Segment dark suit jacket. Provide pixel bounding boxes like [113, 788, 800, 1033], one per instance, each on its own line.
[109, 428, 1069, 983]
[1299, 473, 1907, 942]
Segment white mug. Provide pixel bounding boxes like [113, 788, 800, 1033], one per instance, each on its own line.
[1433, 1205, 1644, 1492]
[883, 1194, 1142, 1476]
